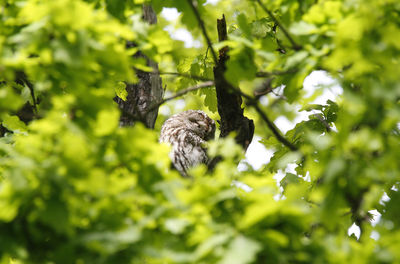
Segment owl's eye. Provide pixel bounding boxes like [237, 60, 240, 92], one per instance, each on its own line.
[188, 117, 202, 128]
[188, 116, 197, 123]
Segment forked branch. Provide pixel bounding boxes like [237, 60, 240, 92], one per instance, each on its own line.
[186, 4, 296, 151]
[228, 85, 298, 151]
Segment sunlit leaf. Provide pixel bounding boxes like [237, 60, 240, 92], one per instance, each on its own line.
[115, 81, 128, 101]
[1, 115, 27, 133]
[219, 235, 261, 264]
[93, 108, 119, 136]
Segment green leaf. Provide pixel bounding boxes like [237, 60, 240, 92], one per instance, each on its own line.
[240, 196, 278, 229]
[0, 182, 19, 222]
[290, 21, 318, 36]
[283, 71, 309, 102]
[39, 199, 69, 234]
[264, 230, 289, 247]
[219, 235, 261, 264]
[305, 117, 326, 132]
[201, 87, 217, 113]
[225, 47, 257, 86]
[164, 218, 190, 234]
[280, 173, 301, 188]
[195, 233, 231, 260]
[115, 81, 128, 101]
[285, 51, 308, 69]
[0, 84, 24, 113]
[93, 108, 119, 136]
[300, 104, 324, 112]
[2, 0, 400, 262]
[237, 13, 252, 39]
[324, 100, 339, 123]
[105, 0, 126, 20]
[82, 226, 141, 254]
[276, 151, 302, 170]
[1, 115, 27, 133]
[251, 18, 272, 38]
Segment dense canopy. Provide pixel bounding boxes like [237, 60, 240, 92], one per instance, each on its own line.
[1, 0, 400, 263]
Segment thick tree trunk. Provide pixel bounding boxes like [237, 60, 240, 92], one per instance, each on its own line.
[213, 15, 254, 149]
[114, 5, 163, 129]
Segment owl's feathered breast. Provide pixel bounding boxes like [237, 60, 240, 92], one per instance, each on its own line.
[160, 110, 215, 177]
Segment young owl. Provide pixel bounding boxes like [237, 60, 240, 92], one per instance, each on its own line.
[160, 110, 216, 177]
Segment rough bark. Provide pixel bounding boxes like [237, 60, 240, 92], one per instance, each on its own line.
[213, 15, 254, 150]
[114, 5, 163, 129]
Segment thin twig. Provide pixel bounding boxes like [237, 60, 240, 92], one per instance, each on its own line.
[315, 114, 331, 132]
[255, 0, 302, 50]
[158, 71, 213, 82]
[186, 0, 218, 63]
[146, 81, 215, 113]
[275, 37, 287, 54]
[158, 70, 293, 81]
[203, 46, 210, 65]
[256, 69, 298, 78]
[228, 85, 298, 151]
[253, 103, 298, 151]
[27, 84, 38, 116]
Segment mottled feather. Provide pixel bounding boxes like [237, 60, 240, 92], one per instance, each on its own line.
[160, 110, 215, 177]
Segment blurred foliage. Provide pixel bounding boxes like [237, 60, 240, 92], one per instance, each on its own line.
[1, 0, 400, 263]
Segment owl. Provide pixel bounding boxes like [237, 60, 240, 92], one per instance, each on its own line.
[160, 110, 216, 177]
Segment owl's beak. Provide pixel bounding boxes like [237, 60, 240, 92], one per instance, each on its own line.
[207, 121, 216, 139]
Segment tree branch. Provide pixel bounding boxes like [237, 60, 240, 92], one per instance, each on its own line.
[157, 70, 294, 82]
[228, 85, 298, 151]
[186, 0, 218, 64]
[213, 16, 254, 150]
[255, 0, 302, 50]
[158, 71, 213, 82]
[253, 103, 298, 151]
[256, 69, 298, 78]
[186, 11, 296, 152]
[315, 114, 332, 132]
[16, 71, 38, 117]
[185, 8, 296, 151]
[146, 81, 215, 113]
[115, 5, 163, 128]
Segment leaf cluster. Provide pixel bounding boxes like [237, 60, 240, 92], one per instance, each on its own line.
[1, 0, 400, 263]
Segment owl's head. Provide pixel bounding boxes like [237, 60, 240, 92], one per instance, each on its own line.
[163, 110, 215, 140]
[185, 110, 216, 140]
